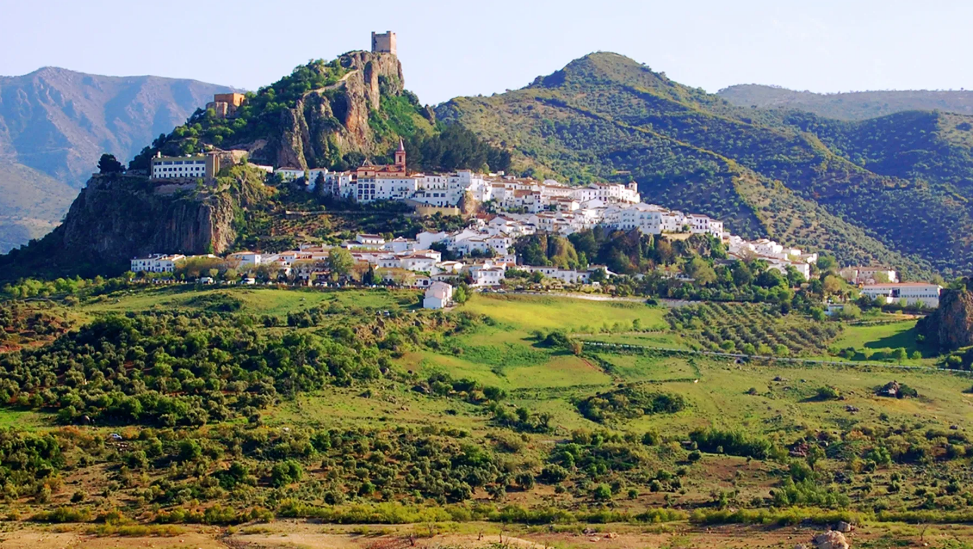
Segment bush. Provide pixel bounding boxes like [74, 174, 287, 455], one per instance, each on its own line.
[689, 428, 774, 459]
[816, 386, 841, 400]
[592, 484, 612, 501]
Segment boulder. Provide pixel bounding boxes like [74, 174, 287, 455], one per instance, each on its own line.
[812, 530, 849, 549]
[836, 521, 854, 533]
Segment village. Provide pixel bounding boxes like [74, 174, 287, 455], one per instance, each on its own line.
[135, 146, 943, 312]
[135, 37, 944, 312]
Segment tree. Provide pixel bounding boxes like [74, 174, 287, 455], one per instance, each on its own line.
[731, 261, 753, 286]
[589, 268, 608, 283]
[98, 153, 124, 174]
[327, 248, 354, 279]
[838, 303, 861, 319]
[352, 261, 371, 284]
[816, 255, 837, 274]
[687, 257, 716, 286]
[823, 275, 844, 296]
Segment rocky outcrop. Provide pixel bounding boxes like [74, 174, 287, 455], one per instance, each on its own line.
[917, 286, 973, 352]
[0, 170, 266, 277]
[264, 51, 404, 170]
[59, 175, 237, 264]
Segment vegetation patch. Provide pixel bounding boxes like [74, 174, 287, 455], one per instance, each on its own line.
[577, 385, 687, 423]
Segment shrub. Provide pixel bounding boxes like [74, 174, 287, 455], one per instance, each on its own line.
[816, 386, 841, 400]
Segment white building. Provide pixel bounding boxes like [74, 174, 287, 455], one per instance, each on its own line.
[518, 265, 593, 284]
[861, 283, 941, 308]
[423, 282, 454, 309]
[384, 237, 418, 253]
[348, 234, 386, 248]
[469, 262, 507, 287]
[131, 254, 185, 273]
[356, 176, 418, 203]
[150, 155, 208, 179]
[841, 266, 899, 285]
[416, 231, 449, 250]
[228, 251, 262, 267]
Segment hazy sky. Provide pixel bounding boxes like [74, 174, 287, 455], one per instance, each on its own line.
[2, 0, 971, 104]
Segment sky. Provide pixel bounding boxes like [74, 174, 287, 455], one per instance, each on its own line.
[1, 0, 971, 105]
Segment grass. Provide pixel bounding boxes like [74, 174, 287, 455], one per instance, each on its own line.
[834, 320, 920, 352]
[14, 286, 973, 525]
[0, 409, 52, 430]
[80, 286, 418, 316]
[461, 294, 668, 333]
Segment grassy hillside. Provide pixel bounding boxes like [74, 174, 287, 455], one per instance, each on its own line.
[0, 285, 970, 541]
[0, 161, 76, 252]
[438, 53, 973, 277]
[719, 84, 973, 120]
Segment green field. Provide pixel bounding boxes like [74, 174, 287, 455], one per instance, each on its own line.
[79, 286, 419, 316]
[403, 293, 973, 437]
[3, 287, 973, 533]
[460, 294, 668, 333]
[833, 320, 920, 352]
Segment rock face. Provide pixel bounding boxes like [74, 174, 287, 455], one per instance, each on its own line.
[58, 176, 236, 262]
[917, 286, 973, 352]
[2, 171, 263, 276]
[261, 51, 405, 170]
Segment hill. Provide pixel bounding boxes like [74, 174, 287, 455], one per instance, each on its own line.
[0, 161, 76, 253]
[0, 67, 232, 249]
[719, 84, 973, 120]
[437, 52, 973, 277]
[0, 50, 507, 279]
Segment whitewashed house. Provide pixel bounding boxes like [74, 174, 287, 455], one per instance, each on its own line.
[861, 283, 941, 308]
[423, 282, 454, 309]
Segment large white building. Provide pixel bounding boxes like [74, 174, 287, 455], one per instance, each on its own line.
[130, 254, 186, 273]
[150, 156, 208, 179]
[861, 283, 942, 308]
[517, 265, 601, 284]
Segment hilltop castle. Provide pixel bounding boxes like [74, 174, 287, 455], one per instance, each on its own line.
[371, 31, 396, 55]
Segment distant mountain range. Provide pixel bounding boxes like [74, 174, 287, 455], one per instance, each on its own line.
[718, 84, 973, 120]
[0, 67, 231, 251]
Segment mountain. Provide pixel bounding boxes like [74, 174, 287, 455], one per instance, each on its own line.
[718, 84, 973, 120]
[437, 52, 973, 277]
[0, 161, 76, 252]
[0, 67, 232, 250]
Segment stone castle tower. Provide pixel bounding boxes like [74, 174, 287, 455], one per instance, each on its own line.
[371, 31, 396, 55]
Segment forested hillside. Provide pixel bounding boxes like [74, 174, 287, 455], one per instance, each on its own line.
[437, 53, 973, 277]
[719, 84, 973, 120]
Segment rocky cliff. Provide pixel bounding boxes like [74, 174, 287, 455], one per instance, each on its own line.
[260, 51, 406, 170]
[0, 167, 267, 277]
[917, 286, 973, 352]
